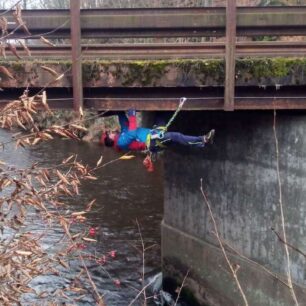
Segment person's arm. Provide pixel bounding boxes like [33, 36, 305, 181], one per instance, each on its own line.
[127, 109, 137, 131]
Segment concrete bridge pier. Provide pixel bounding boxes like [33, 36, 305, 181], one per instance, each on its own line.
[162, 111, 306, 306]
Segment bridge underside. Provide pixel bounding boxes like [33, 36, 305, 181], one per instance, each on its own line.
[1, 58, 306, 110]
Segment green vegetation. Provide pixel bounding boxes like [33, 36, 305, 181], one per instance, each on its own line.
[2, 57, 306, 87]
[81, 59, 225, 86]
[236, 58, 306, 84]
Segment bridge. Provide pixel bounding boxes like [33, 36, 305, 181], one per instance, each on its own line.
[1, 4, 306, 112]
[2, 2, 306, 305]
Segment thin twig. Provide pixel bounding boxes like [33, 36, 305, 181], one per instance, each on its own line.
[271, 227, 306, 258]
[127, 278, 155, 306]
[78, 254, 105, 306]
[200, 179, 249, 306]
[174, 270, 189, 306]
[273, 109, 299, 306]
[136, 219, 147, 305]
[218, 234, 290, 288]
[0, 24, 23, 40]
[20, 20, 69, 39]
[0, 0, 22, 17]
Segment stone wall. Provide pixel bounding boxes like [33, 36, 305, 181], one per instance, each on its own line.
[162, 110, 306, 305]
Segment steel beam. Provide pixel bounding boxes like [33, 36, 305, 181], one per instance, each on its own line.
[2, 97, 304, 111]
[70, 0, 83, 113]
[84, 97, 306, 111]
[4, 42, 306, 60]
[2, 7, 306, 38]
[1, 92, 306, 110]
[224, 0, 236, 111]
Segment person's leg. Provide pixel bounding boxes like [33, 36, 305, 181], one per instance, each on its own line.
[163, 132, 204, 147]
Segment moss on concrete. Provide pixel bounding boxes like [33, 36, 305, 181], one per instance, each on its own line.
[81, 59, 226, 86]
[2, 57, 306, 87]
[82, 61, 100, 82]
[237, 58, 306, 78]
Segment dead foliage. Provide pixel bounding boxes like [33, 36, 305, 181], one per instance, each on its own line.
[0, 149, 110, 305]
[0, 89, 110, 304]
[0, 5, 107, 305]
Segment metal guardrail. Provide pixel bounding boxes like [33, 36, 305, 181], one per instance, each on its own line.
[5, 42, 306, 59]
[2, 3, 306, 111]
[3, 6, 306, 38]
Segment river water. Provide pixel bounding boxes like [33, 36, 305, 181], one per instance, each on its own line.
[0, 129, 164, 305]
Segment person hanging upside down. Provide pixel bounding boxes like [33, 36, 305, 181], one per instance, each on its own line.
[100, 109, 215, 153]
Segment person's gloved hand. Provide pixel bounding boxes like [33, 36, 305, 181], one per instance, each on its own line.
[127, 109, 136, 116]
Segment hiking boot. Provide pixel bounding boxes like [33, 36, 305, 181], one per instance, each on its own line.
[203, 129, 215, 144]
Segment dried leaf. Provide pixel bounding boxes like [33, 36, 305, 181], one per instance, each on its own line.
[119, 155, 135, 160]
[13, 4, 31, 35]
[61, 129, 79, 140]
[15, 250, 32, 256]
[42, 169, 50, 181]
[41, 132, 53, 140]
[58, 258, 69, 269]
[62, 154, 74, 164]
[79, 107, 84, 117]
[19, 40, 31, 57]
[41, 65, 59, 77]
[7, 43, 22, 59]
[85, 199, 96, 212]
[96, 156, 103, 167]
[16, 116, 27, 130]
[0, 42, 6, 59]
[59, 184, 73, 196]
[71, 211, 87, 217]
[82, 237, 97, 242]
[84, 175, 97, 180]
[60, 218, 71, 238]
[40, 36, 56, 47]
[53, 128, 70, 138]
[73, 183, 79, 195]
[0, 66, 15, 80]
[53, 73, 65, 83]
[56, 170, 70, 185]
[32, 138, 41, 146]
[40, 91, 51, 113]
[41, 90, 47, 105]
[0, 17, 8, 34]
[70, 124, 88, 132]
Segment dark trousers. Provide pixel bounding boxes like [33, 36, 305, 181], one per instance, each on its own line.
[163, 132, 203, 147]
[150, 131, 204, 151]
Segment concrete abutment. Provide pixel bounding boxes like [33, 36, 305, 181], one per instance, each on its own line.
[162, 110, 306, 305]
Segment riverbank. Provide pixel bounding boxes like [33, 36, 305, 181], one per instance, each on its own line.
[33, 109, 120, 143]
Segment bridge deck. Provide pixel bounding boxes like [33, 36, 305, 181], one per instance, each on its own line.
[1, 4, 306, 111]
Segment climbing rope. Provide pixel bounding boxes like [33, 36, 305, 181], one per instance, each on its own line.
[165, 97, 187, 130]
[144, 97, 187, 171]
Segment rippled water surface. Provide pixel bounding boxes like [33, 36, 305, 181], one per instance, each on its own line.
[1, 130, 164, 305]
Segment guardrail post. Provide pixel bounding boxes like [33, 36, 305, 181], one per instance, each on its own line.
[224, 0, 237, 111]
[70, 0, 83, 113]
